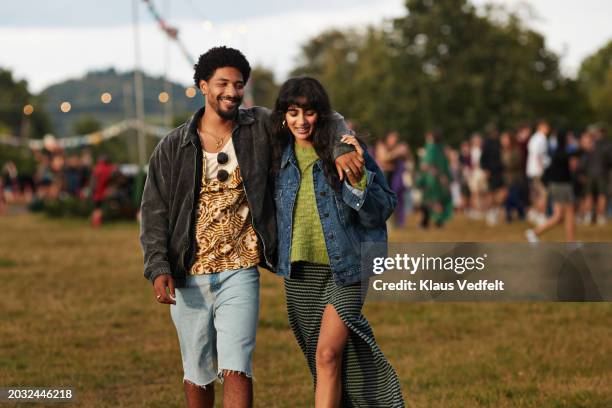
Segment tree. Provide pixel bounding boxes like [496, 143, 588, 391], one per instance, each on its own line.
[0, 68, 52, 138]
[291, 29, 362, 113]
[72, 115, 102, 135]
[579, 40, 612, 125]
[290, 0, 591, 146]
[249, 67, 279, 109]
[389, 0, 588, 142]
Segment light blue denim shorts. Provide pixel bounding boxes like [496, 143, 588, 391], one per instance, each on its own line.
[170, 267, 260, 387]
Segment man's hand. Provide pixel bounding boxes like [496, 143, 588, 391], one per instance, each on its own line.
[335, 135, 365, 185]
[153, 274, 176, 305]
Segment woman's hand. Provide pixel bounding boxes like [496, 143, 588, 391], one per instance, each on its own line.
[341, 135, 364, 157]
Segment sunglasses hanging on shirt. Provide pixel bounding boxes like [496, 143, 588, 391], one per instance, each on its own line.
[216, 152, 229, 182]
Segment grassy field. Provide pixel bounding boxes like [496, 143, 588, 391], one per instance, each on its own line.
[0, 211, 610, 407]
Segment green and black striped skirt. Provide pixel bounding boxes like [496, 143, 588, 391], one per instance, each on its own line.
[284, 262, 405, 407]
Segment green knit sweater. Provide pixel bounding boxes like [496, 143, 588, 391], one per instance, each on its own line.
[291, 144, 329, 265]
[290, 144, 366, 265]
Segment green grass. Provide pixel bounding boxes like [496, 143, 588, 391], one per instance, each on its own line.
[0, 213, 610, 407]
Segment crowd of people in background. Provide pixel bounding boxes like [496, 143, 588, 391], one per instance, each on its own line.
[0, 143, 134, 226]
[1, 119, 611, 241]
[369, 120, 612, 242]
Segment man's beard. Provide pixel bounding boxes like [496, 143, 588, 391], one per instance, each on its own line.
[215, 96, 241, 120]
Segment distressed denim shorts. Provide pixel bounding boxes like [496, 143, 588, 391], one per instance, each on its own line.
[170, 267, 260, 387]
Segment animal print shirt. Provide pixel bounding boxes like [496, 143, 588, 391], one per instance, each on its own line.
[189, 138, 261, 274]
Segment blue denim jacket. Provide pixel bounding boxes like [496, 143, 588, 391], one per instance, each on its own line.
[274, 143, 397, 286]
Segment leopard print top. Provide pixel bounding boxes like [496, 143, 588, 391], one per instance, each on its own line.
[189, 139, 261, 274]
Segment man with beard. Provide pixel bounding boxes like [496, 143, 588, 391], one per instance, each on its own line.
[139, 46, 362, 408]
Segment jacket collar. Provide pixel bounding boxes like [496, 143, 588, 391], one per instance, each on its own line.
[180, 106, 256, 148]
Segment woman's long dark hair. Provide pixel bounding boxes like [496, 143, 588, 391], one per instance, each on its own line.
[270, 76, 341, 191]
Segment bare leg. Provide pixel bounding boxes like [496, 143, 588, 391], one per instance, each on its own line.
[534, 203, 563, 236]
[578, 196, 587, 222]
[495, 187, 508, 207]
[596, 194, 607, 221]
[315, 304, 350, 408]
[184, 380, 215, 408]
[91, 208, 103, 228]
[222, 371, 252, 408]
[584, 194, 593, 221]
[564, 204, 575, 242]
[482, 191, 492, 213]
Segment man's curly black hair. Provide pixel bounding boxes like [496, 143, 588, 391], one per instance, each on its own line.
[193, 46, 251, 87]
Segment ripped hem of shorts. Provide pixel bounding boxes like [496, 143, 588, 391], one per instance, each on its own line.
[216, 369, 254, 383]
[183, 377, 216, 390]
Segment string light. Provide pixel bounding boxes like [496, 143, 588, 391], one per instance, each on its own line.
[158, 92, 169, 103]
[101, 92, 112, 104]
[185, 87, 197, 98]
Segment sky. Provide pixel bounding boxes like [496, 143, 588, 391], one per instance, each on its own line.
[1, 0, 611, 93]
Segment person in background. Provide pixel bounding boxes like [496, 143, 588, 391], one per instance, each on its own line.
[0, 174, 5, 214]
[375, 131, 410, 226]
[375, 131, 409, 186]
[1, 161, 20, 203]
[515, 124, 532, 220]
[458, 140, 472, 212]
[583, 123, 610, 225]
[525, 129, 576, 242]
[91, 155, 116, 228]
[500, 131, 525, 222]
[400, 148, 416, 221]
[466, 133, 487, 220]
[574, 131, 593, 223]
[480, 127, 506, 226]
[526, 120, 550, 226]
[417, 130, 452, 228]
[63, 155, 83, 198]
[447, 147, 464, 210]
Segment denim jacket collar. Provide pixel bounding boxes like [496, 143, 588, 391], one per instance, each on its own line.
[280, 143, 294, 169]
[180, 106, 256, 148]
[280, 141, 323, 171]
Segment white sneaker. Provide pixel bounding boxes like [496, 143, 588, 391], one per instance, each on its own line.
[596, 216, 607, 226]
[525, 229, 539, 243]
